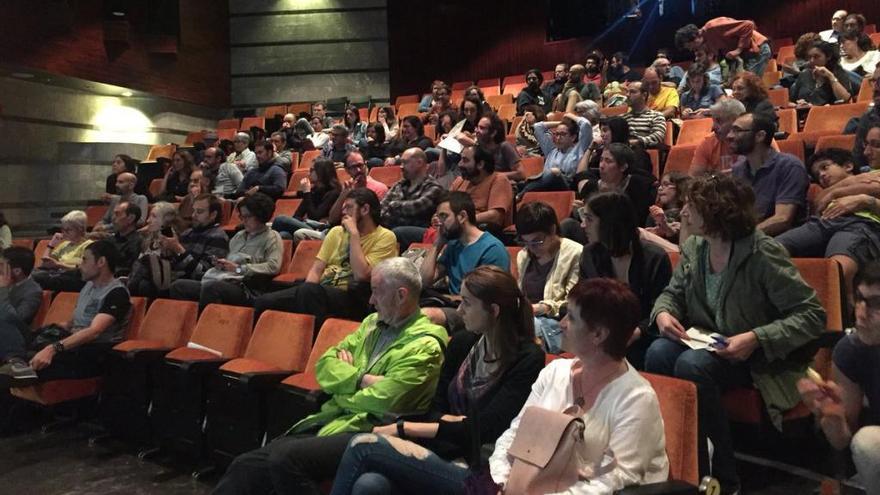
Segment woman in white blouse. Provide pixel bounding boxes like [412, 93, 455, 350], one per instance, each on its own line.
[489, 277, 669, 494]
[840, 32, 880, 77]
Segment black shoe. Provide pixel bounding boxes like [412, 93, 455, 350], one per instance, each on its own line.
[0, 358, 38, 388]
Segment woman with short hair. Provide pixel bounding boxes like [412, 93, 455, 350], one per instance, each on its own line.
[31, 210, 93, 291]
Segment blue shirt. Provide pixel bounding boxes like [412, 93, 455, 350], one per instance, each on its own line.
[680, 85, 724, 111]
[438, 232, 510, 294]
[731, 151, 809, 223]
[534, 116, 592, 178]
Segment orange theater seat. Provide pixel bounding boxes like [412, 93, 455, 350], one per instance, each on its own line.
[397, 103, 420, 119]
[274, 239, 322, 284]
[264, 105, 287, 118]
[502, 82, 527, 96]
[30, 290, 53, 329]
[85, 205, 108, 228]
[664, 145, 699, 175]
[518, 155, 545, 178]
[368, 166, 402, 188]
[508, 191, 575, 235]
[507, 246, 522, 281]
[240, 116, 266, 132]
[767, 87, 789, 108]
[113, 299, 198, 353]
[600, 106, 628, 117]
[798, 102, 870, 146]
[394, 95, 419, 107]
[11, 238, 34, 249]
[642, 373, 700, 486]
[497, 103, 516, 124]
[148, 178, 164, 200]
[676, 118, 713, 146]
[776, 108, 798, 136]
[184, 131, 205, 145]
[776, 138, 805, 163]
[266, 318, 360, 439]
[272, 199, 303, 221]
[486, 94, 513, 111]
[217, 118, 240, 130]
[299, 149, 321, 170]
[815, 134, 856, 153]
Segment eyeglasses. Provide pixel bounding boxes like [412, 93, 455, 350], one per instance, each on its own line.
[577, 207, 594, 222]
[516, 236, 546, 247]
[855, 291, 880, 311]
[729, 126, 754, 134]
[658, 182, 676, 188]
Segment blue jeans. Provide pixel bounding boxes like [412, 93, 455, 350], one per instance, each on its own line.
[272, 216, 326, 240]
[518, 171, 570, 197]
[644, 337, 752, 491]
[743, 42, 772, 77]
[534, 316, 563, 354]
[393, 226, 428, 252]
[330, 434, 470, 495]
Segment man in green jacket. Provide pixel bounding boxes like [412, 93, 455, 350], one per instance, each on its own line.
[213, 257, 447, 495]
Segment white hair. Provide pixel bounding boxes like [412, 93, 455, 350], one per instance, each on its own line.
[234, 132, 251, 143]
[574, 99, 601, 123]
[710, 98, 746, 120]
[375, 257, 422, 297]
[61, 210, 87, 232]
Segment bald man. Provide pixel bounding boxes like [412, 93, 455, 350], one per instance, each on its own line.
[95, 172, 148, 231]
[643, 68, 679, 119]
[820, 10, 848, 44]
[553, 64, 601, 112]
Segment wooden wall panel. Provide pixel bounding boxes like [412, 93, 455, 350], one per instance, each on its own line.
[231, 73, 390, 107]
[231, 41, 389, 75]
[229, 11, 387, 45]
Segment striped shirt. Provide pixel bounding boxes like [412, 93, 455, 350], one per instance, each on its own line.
[623, 108, 667, 148]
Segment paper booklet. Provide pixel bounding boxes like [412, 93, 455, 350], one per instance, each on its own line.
[682, 327, 727, 352]
[187, 341, 223, 357]
[437, 119, 468, 154]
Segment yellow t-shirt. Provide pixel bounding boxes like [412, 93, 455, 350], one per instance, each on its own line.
[316, 225, 398, 288]
[648, 86, 680, 113]
[49, 239, 94, 267]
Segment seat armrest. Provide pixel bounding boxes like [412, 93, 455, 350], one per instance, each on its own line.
[167, 358, 229, 373]
[125, 348, 173, 364]
[236, 371, 291, 388]
[614, 480, 699, 495]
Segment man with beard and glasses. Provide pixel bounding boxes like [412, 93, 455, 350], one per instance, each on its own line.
[449, 145, 514, 232]
[516, 69, 550, 115]
[552, 64, 602, 112]
[542, 63, 569, 102]
[606, 52, 642, 84]
[729, 112, 809, 236]
[253, 188, 397, 329]
[583, 52, 603, 87]
[420, 192, 509, 332]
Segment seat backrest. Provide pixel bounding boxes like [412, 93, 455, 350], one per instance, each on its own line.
[641, 372, 699, 485]
[216, 128, 237, 142]
[507, 246, 522, 280]
[240, 116, 266, 131]
[184, 131, 205, 145]
[397, 103, 420, 118]
[299, 149, 321, 170]
[11, 238, 34, 249]
[280, 239, 293, 273]
[776, 108, 798, 136]
[34, 239, 51, 257]
[217, 118, 240, 130]
[502, 82, 527, 96]
[776, 138, 805, 163]
[803, 102, 870, 134]
[815, 134, 856, 153]
[767, 87, 789, 108]
[857, 78, 873, 102]
[451, 81, 472, 90]
[288, 102, 311, 116]
[286, 240, 322, 279]
[368, 166, 402, 188]
[264, 105, 288, 118]
[274, 199, 302, 219]
[646, 149, 660, 178]
[188, 304, 254, 358]
[762, 71, 781, 87]
[518, 155, 545, 178]
[793, 258, 844, 331]
[84, 205, 108, 228]
[486, 94, 512, 110]
[42, 292, 79, 327]
[777, 45, 795, 65]
[424, 124, 437, 143]
[148, 178, 164, 199]
[125, 297, 148, 341]
[600, 105, 628, 117]
[519, 191, 575, 224]
[664, 145, 698, 175]
[497, 103, 516, 123]
[144, 144, 176, 162]
[135, 299, 198, 348]
[394, 94, 419, 107]
[287, 170, 310, 191]
[305, 318, 360, 373]
[667, 251, 681, 268]
[508, 116, 524, 136]
[30, 290, 53, 329]
[247, 310, 315, 372]
[676, 118, 712, 146]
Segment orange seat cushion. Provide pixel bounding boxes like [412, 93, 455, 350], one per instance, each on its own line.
[220, 358, 284, 375]
[722, 387, 811, 424]
[112, 339, 171, 352]
[281, 372, 320, 391]
[11, 378, 103, 406]
[165, 347, 224, 362]
[273, 273, 302, 283]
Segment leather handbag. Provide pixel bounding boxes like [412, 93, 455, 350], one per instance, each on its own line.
[504, 360, 616, 494]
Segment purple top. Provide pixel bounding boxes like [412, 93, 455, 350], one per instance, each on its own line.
[731, 150, 809, 223]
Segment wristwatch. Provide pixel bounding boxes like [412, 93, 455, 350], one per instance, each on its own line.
[235, 265, 244, 275]
[52, 341, 65, 354]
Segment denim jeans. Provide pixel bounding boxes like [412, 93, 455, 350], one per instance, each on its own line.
[517, 171, 570, 197]
[851, 426, 880, 495]
[330, 433, 470, 495]
[272, 216, 327, 240]
[644, 337, 752, 491]
[743, 42, 772, 77]
[393, 226, 428, 252]
[534, 316, 563, 354]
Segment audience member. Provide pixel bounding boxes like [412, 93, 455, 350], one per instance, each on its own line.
[782, 33, 822, 86]
[130, 194, 228, 298]
[32, 210, 93, 292]
[269, 131, 294, 175]
[680, 46, 723, 91]
[0, 246, 42, 331]
[576, 116, 653, 177]
[475, 112, 522, 180]
[330, 265, 543, 495]
[782, 146, 880, 297]
[311, 101, 334, 128]
[652, 57, 681, 86]
[490, 278, 669, 493]
[450, 146, 515, 230]
[3, 240, 131, 385]
[514, 104, 545, 157]
[819, 10, 848, 43]
[456, 96, 484, 137]
[675, 17, 771, 75]
[691, 98, 747, 175]
[731, 72, 778, 123]
[234, 139, 287, 200]
[622, 81, 668, 148]
[361, 122, 388, 167]
[854, 72, 880, 171]
[645, 174, 825, 492]
[418, 80, 447, 113]
[177, 169, 210, 230]
[840, 32, 880, 76]
[228, 132, 258, 172]
[343, 105, 367, 146]
[420, 192, 510, 330]
[513, 202, 582, 353]
[578, 143, 657, 226]
[606, 52, 641, 83]
[730, 112, 810, 235]
[424, 85, 455, 126]
[302, 116, 331, 149]
[103, 154, 138, 198]
[584, 52, 604, 86]
[202, 147, 242, 197]
[790, 40, 855, 105]
[213, 257, 446, 495]
[272, 157, 341, 240]
[94, 172, 148, 230]
[343, 151, 388, 200]
[255, 188, 397, 327]
[322, 124, 358, 163]
[656, 48, 687, 81]
[104, 202, 143, 277]
[515, 69, 549, 115]
[381, 148, 445, 251]
[578, 192, 672, 368]
[520, 112, 591, 195]
[844, 13, 867, 37]
[0, 213, 10, 250]
[553, 64, 601, 112]
[680, 63, 724, 116]
[798, 261, 880, 495]
[646, 171, 692, 242]
[377, 106, 398, 142]
[464, 85, 492, 114]
[385, 116, 434, 164]
[542, 63, 569, 102]
[643, 67, 679, 119]
[170, 193, 282, 312]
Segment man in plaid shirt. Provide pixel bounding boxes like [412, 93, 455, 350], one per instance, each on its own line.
[381, 148, 446, 251]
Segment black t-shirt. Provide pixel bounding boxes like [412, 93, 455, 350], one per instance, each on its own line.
[833, 333, 880, 425]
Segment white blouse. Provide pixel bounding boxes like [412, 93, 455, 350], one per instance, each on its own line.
[489, 359, 669, 494]
[841, 50, 880, 75]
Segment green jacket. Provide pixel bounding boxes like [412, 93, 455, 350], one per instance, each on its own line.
[651, 231, 826, 429]
[289, 311, 447, 436]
